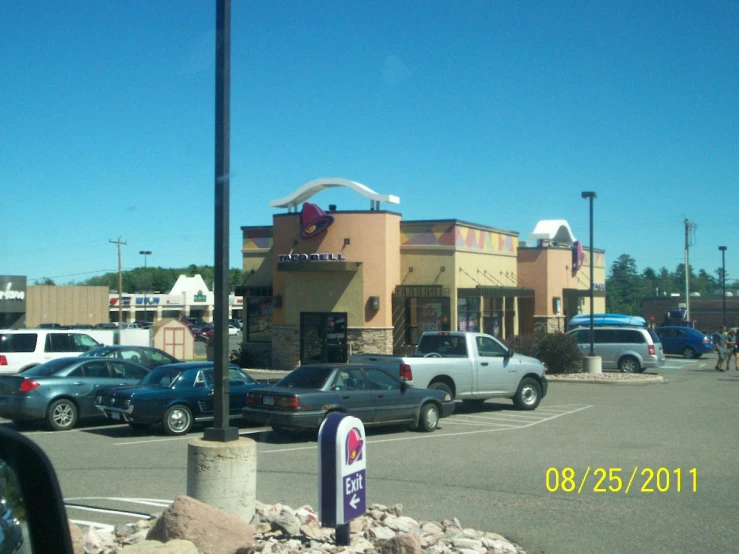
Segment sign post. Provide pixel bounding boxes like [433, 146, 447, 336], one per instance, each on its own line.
[318, 413, 367, 546]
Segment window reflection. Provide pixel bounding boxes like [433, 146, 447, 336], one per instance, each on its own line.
[0, 460, 28, 554]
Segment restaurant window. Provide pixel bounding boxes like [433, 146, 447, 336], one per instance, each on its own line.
[457, 298, 480, 332]
[246, 297, 272, 343]
[482, 297, 503, 338]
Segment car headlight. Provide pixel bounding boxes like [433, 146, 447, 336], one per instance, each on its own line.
[444, 394, 452, 401]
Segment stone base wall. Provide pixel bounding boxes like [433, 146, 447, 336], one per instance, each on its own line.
[348, 328, 393, 356]
[271, 326, 301, 371]
[534, 316, 568, 335]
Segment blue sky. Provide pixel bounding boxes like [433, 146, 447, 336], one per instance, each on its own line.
[2, 1, 737, 289]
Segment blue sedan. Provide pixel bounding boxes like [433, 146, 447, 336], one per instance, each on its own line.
[0, 357, 150, 431]
[94, 362, 265, 435]
[655, 326, 714, 359]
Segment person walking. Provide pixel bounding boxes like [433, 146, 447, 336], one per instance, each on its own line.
[714, 326, 730, 371]
[729, 328, 738, 370]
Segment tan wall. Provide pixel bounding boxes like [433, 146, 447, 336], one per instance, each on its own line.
[26, 286, 109, 327]
[518, 246, 606, 328]
[271, 211, 401, 329]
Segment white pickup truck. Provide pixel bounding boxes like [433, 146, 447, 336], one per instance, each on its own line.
[349, 331, 548, 410]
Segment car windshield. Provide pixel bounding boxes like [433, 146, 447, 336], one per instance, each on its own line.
[22, 358, 74, 377]
[276, 366, 335, 389]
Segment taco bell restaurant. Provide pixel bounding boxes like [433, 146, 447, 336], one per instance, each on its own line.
[237, 179, 605, 371]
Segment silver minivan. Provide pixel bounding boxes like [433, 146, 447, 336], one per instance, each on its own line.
[566, 326, 665, 373]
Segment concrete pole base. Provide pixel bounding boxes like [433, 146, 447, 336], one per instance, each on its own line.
[187, 437, 257, 522]
[583, 356, 603, 374]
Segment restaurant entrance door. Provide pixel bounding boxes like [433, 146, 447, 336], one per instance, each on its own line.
[300, 312, 348, 364]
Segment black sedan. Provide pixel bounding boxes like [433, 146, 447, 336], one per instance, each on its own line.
[0, 357, 151, 431]
[80, 345, 180, 369]
[242, 363, 455, 435]
[94, 362, 265, 435]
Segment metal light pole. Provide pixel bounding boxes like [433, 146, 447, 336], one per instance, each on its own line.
[719, 246, 727, 325]
[204, 0, 237, 442]
[581, 192, 597, 356]
[139, 251, 152, 324]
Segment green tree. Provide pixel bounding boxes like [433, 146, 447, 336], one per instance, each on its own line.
[605, 254, 642, 314]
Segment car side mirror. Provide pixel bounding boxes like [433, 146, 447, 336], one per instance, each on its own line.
[0, 426, 74, 553]
[504, 348, 513, 359]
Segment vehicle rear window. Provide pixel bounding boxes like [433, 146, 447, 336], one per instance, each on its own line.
[22, 358, 75, 376]
[0, 333, 37, 353]
[277, 365, 335, 389]
[417, 335, 467, 356]
[141, 367, 183, 387]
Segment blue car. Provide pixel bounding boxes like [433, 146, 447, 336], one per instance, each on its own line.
[94, 362, 266, 435]
[655, 326, 714, 359]
[0, 357, 151, 431]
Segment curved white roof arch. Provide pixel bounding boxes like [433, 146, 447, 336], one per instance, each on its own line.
[270, 178, 400, 211]
[529, 220, 577, 245]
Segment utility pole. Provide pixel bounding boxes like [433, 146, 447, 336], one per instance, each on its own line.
[109, 237, 126, 327]
[684, 219, 696, 322]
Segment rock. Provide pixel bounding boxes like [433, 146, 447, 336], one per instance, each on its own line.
[119, 539, 200, 553]
[451, 537, 484, 550]
[68, 521, 84, 554]
[368, 525, 397, 541]
[421, 522, 443, 536]
[379, 532, 422, 554]
[300, 522, 324, 540]
[146, 495, 256, 554]
[272, 509, 301, 536]
[383, 516, 418, 533]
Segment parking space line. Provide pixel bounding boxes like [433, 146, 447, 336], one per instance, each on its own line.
[442, 420, 518, 427]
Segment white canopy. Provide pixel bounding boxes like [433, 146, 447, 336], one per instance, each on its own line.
[529, 220, 577, 246]
[270, 178, 400, 211]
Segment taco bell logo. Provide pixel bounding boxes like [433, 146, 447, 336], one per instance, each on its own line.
[346, 428, 364, 466]
[300, 202, 334, 239]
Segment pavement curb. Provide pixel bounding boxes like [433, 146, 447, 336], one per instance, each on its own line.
[547, 375, 665, 385]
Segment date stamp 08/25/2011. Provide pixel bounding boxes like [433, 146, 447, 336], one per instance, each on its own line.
[546, 467, 698, 494]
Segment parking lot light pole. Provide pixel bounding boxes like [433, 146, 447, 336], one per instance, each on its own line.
[581, 192, 597, 357]
[719, 246, 727, 325]
[139, 251, 152, 324]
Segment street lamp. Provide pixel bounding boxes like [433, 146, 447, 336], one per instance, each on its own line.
[139, 250, 152, 324]
[719, 246, 727, 325]
[581, 191, 597, 357]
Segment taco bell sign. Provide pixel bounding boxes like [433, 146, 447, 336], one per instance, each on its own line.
[318, 413, 367, 526]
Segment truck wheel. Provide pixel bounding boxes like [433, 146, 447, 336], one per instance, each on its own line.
[418, 403, 440, 432]
[47, 399, 78, 431]
[513, 378, 541, 410]
[429, 382, 453, 399]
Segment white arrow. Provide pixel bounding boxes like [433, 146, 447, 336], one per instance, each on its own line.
[349, 494, 360, 509]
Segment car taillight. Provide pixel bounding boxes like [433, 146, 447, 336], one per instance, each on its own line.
[276, 396, 300, 409]
[0, 355, 6, 366]
[246, 392, 258, 404]
[400, 363, 413, 381]
[19, 380, 40, 393]
[648, 345, 655, 356]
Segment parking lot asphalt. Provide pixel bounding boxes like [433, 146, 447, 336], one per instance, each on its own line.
[2, 354, 738, 554]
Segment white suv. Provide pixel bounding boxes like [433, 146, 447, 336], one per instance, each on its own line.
[0, 330, 103, 374]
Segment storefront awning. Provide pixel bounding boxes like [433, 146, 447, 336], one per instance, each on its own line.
[277, 262, 361, 273]
[393, 285, 444, 298]
[458, 286, 535, 299]
[233, 286, 273, 297]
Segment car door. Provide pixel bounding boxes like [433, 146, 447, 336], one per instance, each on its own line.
[473, 335, 513, 394]
[331, 368, 376, 424]
[67, 360, 114, 417]
[657, 328, 677, 355]
[364, 367, 415, 424]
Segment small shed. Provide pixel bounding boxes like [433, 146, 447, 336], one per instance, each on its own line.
[151, 318, 194, 361]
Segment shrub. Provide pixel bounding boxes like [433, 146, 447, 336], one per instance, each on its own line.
[536, 332, 583, 374]
[503, 334, 540, 358]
